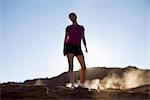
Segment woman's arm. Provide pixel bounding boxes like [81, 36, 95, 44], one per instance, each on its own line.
[64, 32, 68, 47]
[83, 37, 88, 53]
[82, 31, 88, 53]
[63, 31, 68, 56]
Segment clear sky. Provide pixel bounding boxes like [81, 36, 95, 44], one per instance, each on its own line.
[0, 0, 149, 82]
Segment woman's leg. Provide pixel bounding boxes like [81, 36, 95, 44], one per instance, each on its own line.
[67, 53, 75, 85]
[76, 55, 86, 84]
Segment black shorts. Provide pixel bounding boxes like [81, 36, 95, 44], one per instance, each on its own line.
[64, 44, 83, 56]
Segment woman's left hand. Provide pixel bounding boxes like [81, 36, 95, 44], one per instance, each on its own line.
[85, 48, 88, 53]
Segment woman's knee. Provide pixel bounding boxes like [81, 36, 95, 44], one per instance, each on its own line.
[69, 66, 73, 71]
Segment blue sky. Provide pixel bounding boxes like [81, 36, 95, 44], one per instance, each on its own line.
[0, 0, 149, 82]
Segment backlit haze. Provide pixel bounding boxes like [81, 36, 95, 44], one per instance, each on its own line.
[0, 0, 149, 82]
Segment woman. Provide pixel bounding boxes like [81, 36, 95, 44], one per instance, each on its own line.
[63, 12, 88, 89]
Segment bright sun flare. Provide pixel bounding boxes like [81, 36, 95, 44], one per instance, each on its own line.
[73, 44, 109, 71]
[85, 45, 109, 67]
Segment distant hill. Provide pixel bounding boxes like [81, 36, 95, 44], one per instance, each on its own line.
[23, 66, 150, 89]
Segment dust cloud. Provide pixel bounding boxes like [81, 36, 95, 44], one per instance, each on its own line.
[85, 69, 150, 90]
[66, 68, 150, 90]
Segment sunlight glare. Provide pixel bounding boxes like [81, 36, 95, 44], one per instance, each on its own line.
[85, 44, 109, 67]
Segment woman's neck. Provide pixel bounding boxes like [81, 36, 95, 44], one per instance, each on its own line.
[72, 22, 78, 25]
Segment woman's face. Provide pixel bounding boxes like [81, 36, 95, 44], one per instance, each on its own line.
[69, 15, 77, 23]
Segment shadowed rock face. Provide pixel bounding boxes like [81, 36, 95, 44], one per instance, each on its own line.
[1, 66, 150, 100]
[1, 84, 150, 100]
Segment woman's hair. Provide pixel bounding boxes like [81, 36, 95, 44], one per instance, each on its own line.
[69, 12, 77, 18]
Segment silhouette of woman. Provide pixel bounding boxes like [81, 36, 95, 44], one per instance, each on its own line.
[63, 12, 88, 89]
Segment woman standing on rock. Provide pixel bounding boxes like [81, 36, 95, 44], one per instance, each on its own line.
[63, 12, 88, 89]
